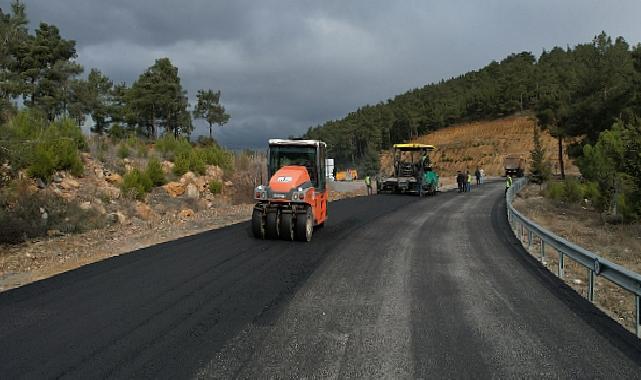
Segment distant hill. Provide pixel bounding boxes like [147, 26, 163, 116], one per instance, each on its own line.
[305, 32, 641, 177]
[379, 116, 578, 179]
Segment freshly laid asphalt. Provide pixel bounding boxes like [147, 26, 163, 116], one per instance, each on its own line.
[1, 180, 641, 379]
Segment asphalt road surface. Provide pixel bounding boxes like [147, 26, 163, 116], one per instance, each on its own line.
[2, 181, 641, 378]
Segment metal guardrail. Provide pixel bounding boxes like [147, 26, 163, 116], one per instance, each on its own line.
[506, 177, 641, 338]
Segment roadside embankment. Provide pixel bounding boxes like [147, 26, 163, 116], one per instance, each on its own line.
[512, 183, 641, 332]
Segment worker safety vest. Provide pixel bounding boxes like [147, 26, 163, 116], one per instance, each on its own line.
[365, 176, 371, 186]
[506, 177, 513, 188]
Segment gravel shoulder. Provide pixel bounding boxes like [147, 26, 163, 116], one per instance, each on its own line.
[0, 180, 369, 292]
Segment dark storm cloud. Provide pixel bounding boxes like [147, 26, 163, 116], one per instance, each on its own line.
[7, 0, 641, 148]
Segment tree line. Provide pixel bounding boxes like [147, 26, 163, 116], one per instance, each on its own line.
[0, 1, 230, 139]
[304, 32, 641, 178]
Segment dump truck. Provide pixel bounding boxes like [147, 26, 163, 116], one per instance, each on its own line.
[252, 139, 328, 242]
[504, 154, 525, 177]
[377, 143, 439, 196]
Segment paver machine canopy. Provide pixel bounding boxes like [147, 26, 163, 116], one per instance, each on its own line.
[252, 139, 328, 242]
[377, 143, 439, 196]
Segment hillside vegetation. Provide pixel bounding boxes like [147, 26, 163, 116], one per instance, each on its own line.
[307, 31, 641, 221]
[380, 116, 577, 178]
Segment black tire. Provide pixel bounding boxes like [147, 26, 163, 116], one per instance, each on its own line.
[266, 212, 279, 239]
[251, 208, 265, 239]
[295, 207, 313, 242]
[279, 212, 295, 241]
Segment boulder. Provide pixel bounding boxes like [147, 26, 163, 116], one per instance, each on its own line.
[105, 173, 123, 184]
[93, 203, 107, 215]
[193, 176, 207, 192]
[94, 168, 104, 179]
[178, 208, 194, 218]
[36, 177, 46, 189]
[185, 183, 199, 199]
[135, 202, 154, 220]
[206, 165, 223, 180]
[79, 201, 92, 210]
[161, 160, 175, 174]
[224, 180, 234, 187]
[163, 181, 185, 197]
[81, 152, 92, 163]
[102, 186, 121, 200]
[47, 229, 64, 237]
[52, 174, 63, 183]
[107, 212, 127, 224]
[60, 178, 80, 190]
[180, 171, 196, 185]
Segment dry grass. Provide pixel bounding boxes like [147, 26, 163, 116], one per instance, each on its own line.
[513, 185, 641, 332]
[380, 115, 579, 177]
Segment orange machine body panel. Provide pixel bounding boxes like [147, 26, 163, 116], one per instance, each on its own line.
[265, 165, 327, 225]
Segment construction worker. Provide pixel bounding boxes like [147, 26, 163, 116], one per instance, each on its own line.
[456, 171, 464, 193]
[479, 167, 485, 184]
[475, 167, 481, 186]
[505, 175, 513, 194]
[466, 171, 472, 192]
[365, 175, 372, 196]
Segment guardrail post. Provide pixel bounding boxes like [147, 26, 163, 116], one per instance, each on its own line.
[636, 295, 641, 339]
[558, 252, 564, 279]
[540, 238, 545, 261]
[587, 268, 595, 302]
[527, 230, 532, 250]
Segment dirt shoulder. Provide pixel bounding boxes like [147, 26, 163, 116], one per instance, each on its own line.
[0, 180, 369, 292]
[512, 184, 641, 332]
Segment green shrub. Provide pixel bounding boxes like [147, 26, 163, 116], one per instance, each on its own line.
[173, 150, 206, 176]
[156, 134, 192, 160]
[117, 143, 130, 159]
[545, 181, 565, 200]
[28, 144, 57, 179]
[108, 122, 127, 140]
[2, 112, 86, 180]
[121, 169, 153, 199]
[173, 153, 190, 176]
[583, 181, 600, 203]
[145, 158, 165, 186]
[190, 150, 206, 175]
[564, 178, 584, 203]
[55, 139, 84, 176]
[199, 146, 233, 171]
[209, 180, 223, 194]
[0, 181, 105, 244]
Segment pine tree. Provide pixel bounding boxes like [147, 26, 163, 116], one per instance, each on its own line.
[530, 124, 549, 184]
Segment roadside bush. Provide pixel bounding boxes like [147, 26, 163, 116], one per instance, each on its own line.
[126, 136, 149, 158]
[564, 178, 584, 204]
[199, 146, 233, 171]
[190, 150, 206, 175]
[173, 153, 191, 176]
[155, 134, 192, 160]
[196, 136, 218, 147]
[121, 169, 152, 200]
[209, 180, 223, 194]
[27, 144, 57, 179]
[107, 122, 127, 140]
[174, 150, 206, 176]
[545, 181, 565, 201]
[0, 180, 105, 244]
[583, 181, 601, 204]
[1, 112, 86, 181]
[145, 158, 165, 186]
[117, 143, 130, 159]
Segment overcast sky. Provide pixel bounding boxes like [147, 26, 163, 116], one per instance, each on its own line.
[6, 1, 641, 148]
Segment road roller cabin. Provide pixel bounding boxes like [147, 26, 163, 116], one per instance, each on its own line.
[252, 139, 328, 242]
